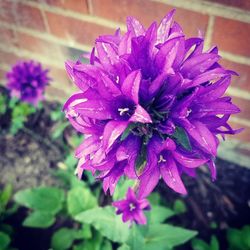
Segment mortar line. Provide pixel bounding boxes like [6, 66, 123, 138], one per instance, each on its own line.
[226, 87, 250, 101]
[204, 15, 214, 50]
[0, 22, 92, 52]
[230, 117, 250, 127]
[220, 51, 250, 66]
[18, 0, 127, 31]
[152, 0, 250, 24]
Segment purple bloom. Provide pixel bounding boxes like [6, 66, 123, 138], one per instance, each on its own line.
[6, 60, 50, 105]
[64, 10, 241, 200]
[112, 187, 150, 225]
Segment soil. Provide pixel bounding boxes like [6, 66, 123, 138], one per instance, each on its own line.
[0, 89, 250, 250]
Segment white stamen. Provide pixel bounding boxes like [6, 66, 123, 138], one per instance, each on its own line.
[158, 154, 166, 163]
[118, 108, 129, 116]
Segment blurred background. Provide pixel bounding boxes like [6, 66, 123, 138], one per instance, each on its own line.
[0, 1, 250, 250]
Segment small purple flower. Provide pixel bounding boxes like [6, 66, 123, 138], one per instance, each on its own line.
[6, 60, 50, 105]
[64, 10, 241, 203]
[112, 188, 150, 225]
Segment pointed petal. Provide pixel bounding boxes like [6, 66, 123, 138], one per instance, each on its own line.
[130, 105, 152, 123]
[184, 120, 217, 156]
[134, 210, 147, 225]
[160, 156, 187, 194]
[103, 120, 129, 152]
[173, 152, 208, 168]
[138, 167, 160, 199]
[126, 16, 145, 36]
[156, 9, 175, 44]
[121, 70, 141, 104]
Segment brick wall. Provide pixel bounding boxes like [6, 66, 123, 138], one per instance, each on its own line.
[0, 0, 249, 144]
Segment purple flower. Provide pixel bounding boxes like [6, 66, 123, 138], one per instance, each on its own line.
[64, 10, 241, 199]
[112, 188, 150, 225]
[6, 60, 50, 105]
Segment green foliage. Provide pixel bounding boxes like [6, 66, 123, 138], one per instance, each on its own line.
[67, 186, 97, 217]
[192, 235, 219, 250]
[173, 126, 192, 151]
[51, 227, 80, 250]
[173, 199, 187, 214]
[23, 211, 55, 228]
[227, 225, 250, 250]
[0, 94, 7, 115]
[143, 224, 197, 250]
[0, 231, 11, 250]
[14, 187, 64, 214]
[75, 206, 130, 243]
[149, 205, 175, 224]
[9, 100, 36, 135]
[113, 178, 135, 201]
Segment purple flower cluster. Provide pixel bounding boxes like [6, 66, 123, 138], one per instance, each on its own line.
[6, 60, 50, 105]
[64, 10, 241, 223]
[113, 188, 150, 225]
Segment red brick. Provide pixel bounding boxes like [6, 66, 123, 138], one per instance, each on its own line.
[15, 32, 68, 62]
[45, 11, 114, 45]
[0, 0, 46, 31]
[0, 50, 24, 66]
[227, 121, 250, 143]
[0, 69, 6, 81]
[0, 27, 17, 46]
[231, 97, 250, 120]
[205, 0, 250, 11]
[91, 0, 208, 37]
[221, 59, 250, 92]
[213, 17, 250, 57]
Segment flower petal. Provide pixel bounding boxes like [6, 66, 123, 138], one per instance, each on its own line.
[160, 156, 187, 194]
[130, 105, 152, 123]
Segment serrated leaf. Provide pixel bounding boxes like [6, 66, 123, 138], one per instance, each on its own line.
[75, 206, 130, 243]
[51, 228, 78, 250]
[67, 187, 97, 217]
[14, 187, 64, 214]
[149, 205, 175, 224]
[144, 224, 197, 250]
[0, 231, 10, 250]
[173, 126, 192, 151]
[23, 211, 55, 228]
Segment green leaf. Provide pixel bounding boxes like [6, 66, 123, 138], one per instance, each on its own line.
[118, 244, 131, 250]
[14, 187, 64, 214]
[50, 109, 64, 121]
[51, 228, 78, 250]
[0, 94, 7, 115]
[126, 224, 145, 250]
[149, 205, 175, 224]
[75, 206, 130, 243]
[210, 236, 219, 250]
[0, 231, 10, 250]
[173, 126, 192, 151]
[144, 224, 197, 250]
[192, 238, 210, 250]
[173, 199, 187, 214]
[101, 240, 112, 250]
[67, 187, 97, 217]
[147, 193, 161, 205]
[0, 184, 12, 207]
[73, 230, 103, 250]
[23, 211, 55, 228]
[80, 224, 92, 239]
[120, 123, 138, 141]
[51, 121, 69, 139]
[113, 178, 135, 201]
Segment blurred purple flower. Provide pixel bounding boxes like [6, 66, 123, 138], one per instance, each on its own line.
[112, 187, 150, 225]
[6, 60, 50, 105]
[64, 10, 241, 199]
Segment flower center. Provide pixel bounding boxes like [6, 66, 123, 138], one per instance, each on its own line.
[118, 107, 130, 116]
[129, 203, 136, 211]
[158, 154, 166, 163]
